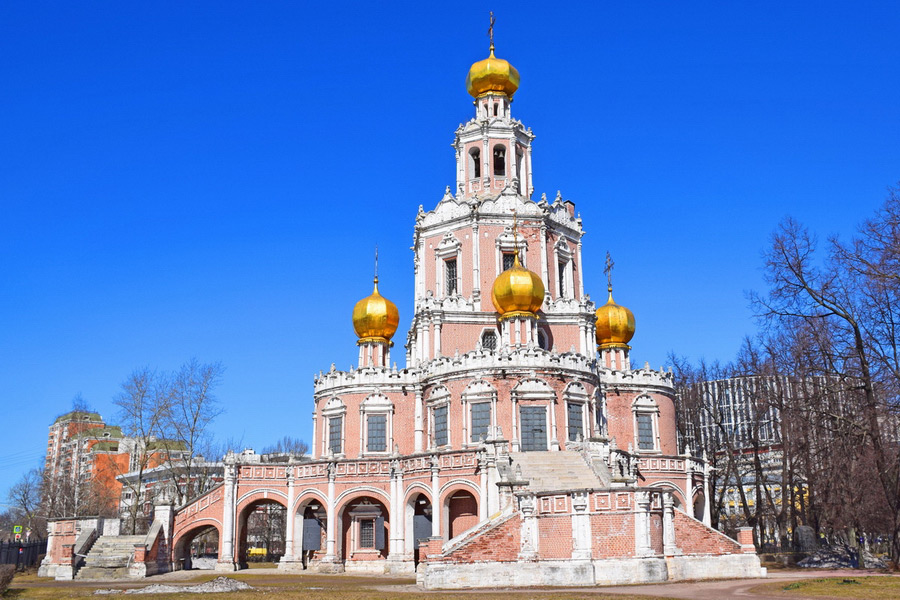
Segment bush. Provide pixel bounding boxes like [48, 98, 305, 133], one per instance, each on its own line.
[0, 564, 15, 595]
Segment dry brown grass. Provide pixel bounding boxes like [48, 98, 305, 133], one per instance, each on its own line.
[751, 575, 900, 599]
[2, 569, 675, 600]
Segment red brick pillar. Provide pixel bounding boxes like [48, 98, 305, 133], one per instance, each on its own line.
[737, 527, 756, 553]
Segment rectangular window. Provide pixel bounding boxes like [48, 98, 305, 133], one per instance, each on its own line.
[446, 258, 458, 295]
[367, 414, 387, 452]
[636, 414, 655, 450]
[567, 402, 583, 442]
[328, 416, 343, 455]
[558, 260, 567, 297]
[359, 519, 375, 548]
[470, 403, 491, 442]
[434, 405, 448, 447]
[502, 252, 516, 271]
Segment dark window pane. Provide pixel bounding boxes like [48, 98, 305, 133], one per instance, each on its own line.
[637, 414, 654, 450]
[481, 330, 497, 350]
[329, 416, 342, 455]
[359, 519, 375, 548]
[471, 403, 491, 442]
[434, 405, 448, 446]
[446, 259, 458, 295]
[567, 402, 583, 441]
[502, 253, 515, 271]
[367, 414, 387, 452]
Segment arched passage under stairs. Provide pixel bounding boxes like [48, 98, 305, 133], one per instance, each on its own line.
[405, 491, 433, 565]
[445, 489, 479, 540]
[172, 522, 220, 571]
[236, 497, 288, 568]
[288, 494, 327, 569]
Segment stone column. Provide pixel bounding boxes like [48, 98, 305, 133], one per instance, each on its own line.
[571, 492, 591, 560]
[518, 494, 538, 560]
[217, 459, 237, 571]
[478, 451, 490, 520]
[324, 463, 338, 562]
[388, 459, 405, 562]
[539, 224, 549, 301]
[634, 491, 652, 557]
[434, 317, 442, 357]
[702, 453, 713, 527]
[663, 492, 678, 556]
[472, 222, 481, 302]
[283, 468, 296, 561]
[430, 456, 441, 538]
[414, 389, 424, 453]
[549, 397, 560, 451]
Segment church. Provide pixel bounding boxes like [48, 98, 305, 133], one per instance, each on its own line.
[41, 35, 765, 588]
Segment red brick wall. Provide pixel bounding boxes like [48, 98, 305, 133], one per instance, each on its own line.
[430, 514, 521, 563]
[591, 513, 635, 558]
[537, 516, 571, 559]
[673, 510, 741, 555]
[649, 513, 663, 554]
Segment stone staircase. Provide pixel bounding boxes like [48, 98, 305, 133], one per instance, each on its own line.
[509, 451, 602, 492]
[75, 535, 145, 579]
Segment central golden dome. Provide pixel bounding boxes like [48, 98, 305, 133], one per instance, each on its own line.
[466, 47, 520, 99]
[491, 255, 544, 318]
[352, 277, 399, 344]
[595, 288, 636, 348]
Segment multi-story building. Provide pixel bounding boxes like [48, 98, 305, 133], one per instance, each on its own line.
[42, 36, 765, 587]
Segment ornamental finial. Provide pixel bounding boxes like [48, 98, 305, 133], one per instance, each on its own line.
[488, 12, 496, 54]
[604, 251, 615, 293]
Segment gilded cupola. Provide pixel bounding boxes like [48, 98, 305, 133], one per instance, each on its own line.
[491, 253, 545, 319]
[465, 15, 519, 99]
[352, 277, 399, 344]
[595, 286, 636, 348]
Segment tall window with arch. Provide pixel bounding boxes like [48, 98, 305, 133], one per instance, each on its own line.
[493, 145, 506, 176]
[469, 148, 481, 179]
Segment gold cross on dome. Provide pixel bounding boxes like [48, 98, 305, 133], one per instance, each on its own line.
[604, 252, 615, 292]
[488, 12, 496, 52]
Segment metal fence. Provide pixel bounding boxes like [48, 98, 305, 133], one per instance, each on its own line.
[0, 539, 47, 569]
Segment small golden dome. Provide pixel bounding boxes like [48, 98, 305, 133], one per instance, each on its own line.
[466, 47, 520, 99]
[491, 255, 544, 318]
[352, 277, 399, 344]
[595, 287, 636, 348]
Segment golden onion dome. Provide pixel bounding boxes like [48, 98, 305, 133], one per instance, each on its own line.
[352, 277, 399, 344]
[491, 255, 544, 318]
[466, 47, 520, 99]
[595, 287, 636, 348]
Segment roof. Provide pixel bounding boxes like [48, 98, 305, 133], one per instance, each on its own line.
[53, 410, 103, 425]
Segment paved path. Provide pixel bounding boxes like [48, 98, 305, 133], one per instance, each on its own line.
[600, 569, 893, 599]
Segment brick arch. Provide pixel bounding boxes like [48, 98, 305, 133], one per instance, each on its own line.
[650, 481, 687, 508]
[335, 485, 391, 507]
[172, 520, 221, 569]
[440, 481, 481, 540]
[291, 489, 328, 514]
[235, 489, 289, 513]
[403, 482, 432, 505]
[336, 492, 391, 562]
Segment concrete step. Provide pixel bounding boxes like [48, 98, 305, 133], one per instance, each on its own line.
[509, 451, 601, 493]
[76, 566, 131, 580]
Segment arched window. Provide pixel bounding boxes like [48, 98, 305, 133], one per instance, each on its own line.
[536, 329, 548, 350]
[493, 145, 506, 176]
[469, 148, 481, 179]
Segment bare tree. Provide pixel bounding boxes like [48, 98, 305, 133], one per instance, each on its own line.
[158, 360, 225, 505]
[7, 467, 46, 539]
[115, 367, 168, 533]
[261, 436, 309, 457]
[752, 187, 900, 561]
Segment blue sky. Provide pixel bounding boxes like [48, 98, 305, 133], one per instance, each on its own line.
[2, 2, 898, 498]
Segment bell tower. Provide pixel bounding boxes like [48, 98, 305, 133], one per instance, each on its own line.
[454, 23, 535, 201]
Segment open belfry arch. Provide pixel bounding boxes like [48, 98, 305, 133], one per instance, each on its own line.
[41, 16, 763, 587]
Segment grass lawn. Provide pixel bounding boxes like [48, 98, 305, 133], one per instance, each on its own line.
[752, 575, 900, 599]
[2, 570, 674, 600]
